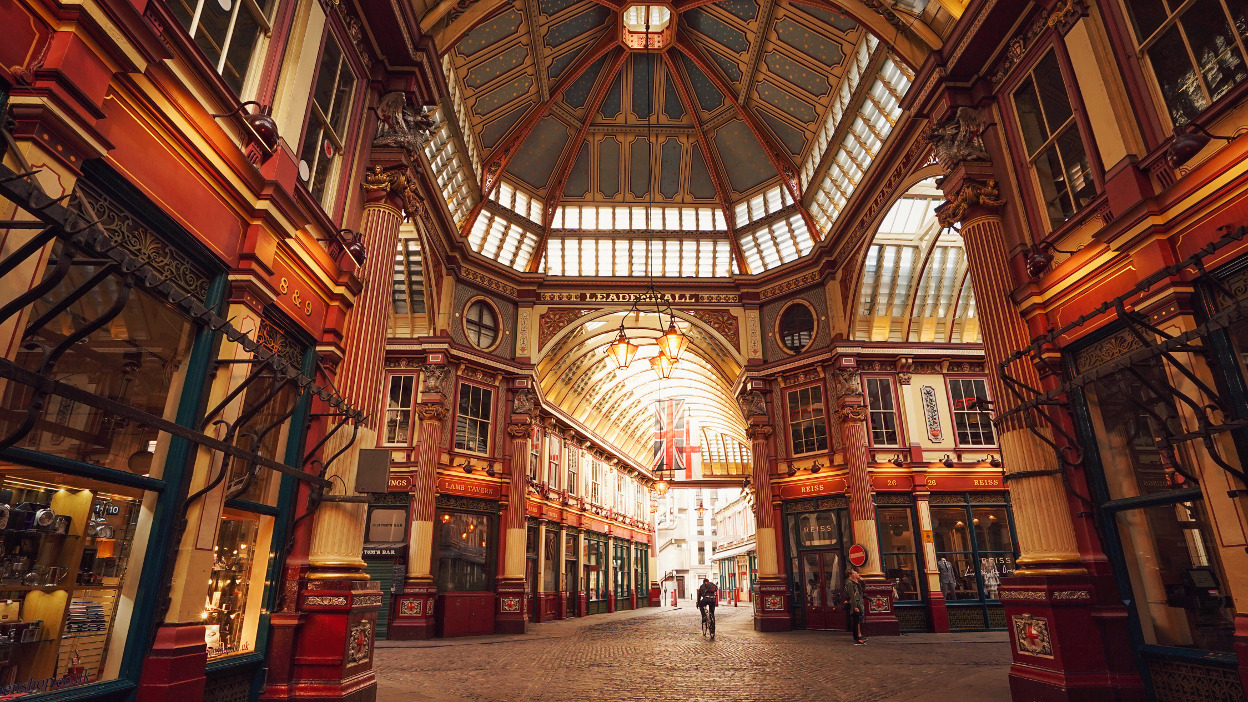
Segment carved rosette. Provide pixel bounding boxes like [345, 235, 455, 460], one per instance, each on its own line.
[836, 405, 868, 424]
[935, 178, 1006, 228]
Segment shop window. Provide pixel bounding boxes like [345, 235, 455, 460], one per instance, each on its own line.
[787, 385, 828, 455]
[384, 375, 415, 445]
[454, 384, 492, 454]
[432, 510, 493, 592]
[204, 517, 263, 658]
[1010, 50, 1096, 228]
[566, 447, 578, 496]
[528, 426, 540, 482]
[947, 378, 995, 446]
[931, 502, 1015, 602]
[865, 377, 899, 446]
[876, 507, 920, 601]
[168, 0, 275, 94]
[1082, 354, 1235, 652]
[542, 529, 558, 592]
[298, 32, 356, 206]
[778, 302, 816, 353]
[586, 536, 608, 607]
[463, 300, 499, 350]
[0, 478, 147, 693]
[1122, 0, 1247, 127]
[225, 352, 301, 504]
[614, 542, 631, 599]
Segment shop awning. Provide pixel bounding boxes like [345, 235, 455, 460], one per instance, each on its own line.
[710, 539, 755, 563]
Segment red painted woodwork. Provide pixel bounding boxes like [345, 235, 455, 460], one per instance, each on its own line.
[777, 476, 848, 499]
[135, 623, 207, 702]
[389, 582, 437, 641]
[861, 581, 900, 637]
[495, 580, 527, 635]
[753, 577, 793, 632]
[438, 593, 498, 637]
[649, 583, 661, 608]
[927, 591, 950, 634]
[287, 583, 382, 700]
[535, 593, 559, 622]
[607, 592, 616, 613]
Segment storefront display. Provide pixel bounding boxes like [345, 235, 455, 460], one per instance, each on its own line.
[929, 493, 1016, 629]
[612, 541, 630, 611]
[585, 534, 607, 615]
[434, 510, 493, 592]
[876, 505, 921, 602]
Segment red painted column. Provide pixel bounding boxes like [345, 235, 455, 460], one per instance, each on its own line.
[496, 418, 532, 634]
[389, 389, 446, 639]
[742, 386, 792, 631]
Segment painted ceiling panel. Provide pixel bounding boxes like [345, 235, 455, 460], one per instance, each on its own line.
[546, 6, 612, 47]
[549, 41, 592, 81]
[629, 138, 651, 198]
[713, 120, 776, 193]
[631, 54, 656, 119]
[564, 141, 591, 197]
[758, 109, 805, 157]
[539, 0, 582, 18]
[663, 78, 685, 120]
[505, 116, 572, 190]
[458, 8, 524, 56]
[715, 0, 758, 22]
[660, 138, 682, 199]
[706, 48, 743, 83]
[599, 71, 623, 119]
[683, 8, 749, 53]
[563, 55, 609, 110]
[763, 51, 830, 96]
[599, 137, 621, 198]
[775, 17, 845, 66]
[689, 146, 717, 200]
[480, 102, 531, 148]
[678, 54, 724, 113]
[755, 81, 818, 122]
[473, 74, 534, 116]
[791, 2, 858, 32]
[465, 45, 528, 88]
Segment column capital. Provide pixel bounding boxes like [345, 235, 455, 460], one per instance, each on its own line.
[935, 177, 1006, 228]
[746, 424, 773, 442]
[360, 164, 423, 220]
[507, 421, 533, 438]
[414, 401, 446, 423]
[836, 405, 868, 424]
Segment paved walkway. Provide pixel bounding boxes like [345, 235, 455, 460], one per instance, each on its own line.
[374, 605, 1012, 701]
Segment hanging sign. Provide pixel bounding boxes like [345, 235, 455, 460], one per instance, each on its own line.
[848, 544, 867, 568]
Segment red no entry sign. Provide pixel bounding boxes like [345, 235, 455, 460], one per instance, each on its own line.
[848, 544, 867, 568]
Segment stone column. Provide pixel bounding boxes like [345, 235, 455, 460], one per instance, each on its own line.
[740, 388, 791, 631]
[286, 162, 411, 697]
[389, 374, 446, 640]
[496, 418, 532, 633]
[913, 478, 948, 633]
[834, 368, 899, 636]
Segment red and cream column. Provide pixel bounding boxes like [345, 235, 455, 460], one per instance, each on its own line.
[834, 367, 899, 636]
[936, 161, 1136, 699]
[740, 389, 791, 631]
[389, 364, 448, 639]
[284, 159, 412, 698]
[498, 391, 536, 634]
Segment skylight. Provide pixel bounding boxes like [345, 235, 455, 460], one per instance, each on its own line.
[622, 5, 671, 31]
[542, 237, 734, 277]
[468, 208, 539, 270]
[551, 204, 727, 231]
[737, 212, 814, 274]
[491, 179, 544, 224]
[734, 184, 793, 228]
[422, 106, 478, 229]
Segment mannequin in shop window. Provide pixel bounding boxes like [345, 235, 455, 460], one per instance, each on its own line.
[938, 556, 956, 599]
[981, 557, 1000, 600]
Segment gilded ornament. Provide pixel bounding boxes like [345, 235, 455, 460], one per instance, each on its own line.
[836, 405, 868, 423]
[415, 402, 447, 423]
[507, 422, 533, 438]
[746, 424, 773, 441]
[935, 179, 1007, 228]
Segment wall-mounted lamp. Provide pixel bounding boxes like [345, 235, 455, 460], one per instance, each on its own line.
[786, 461, 797, 477]
[941, 454, 955, 468]
[1025, 241, 1079, 279]
[1167, 123, 1239, 168]
[808, 460, 823, 474]
[889, 454, 906, 467]
[210, 101, 279, 158]
[986, 455, 1002, 468]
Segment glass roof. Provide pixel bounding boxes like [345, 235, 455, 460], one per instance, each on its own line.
[853, 180, 980, 344]
[426, 3, 917, 276]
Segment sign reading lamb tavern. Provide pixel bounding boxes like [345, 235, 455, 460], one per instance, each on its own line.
[538, 291, 739, 303]
[437, 477, 502, 500]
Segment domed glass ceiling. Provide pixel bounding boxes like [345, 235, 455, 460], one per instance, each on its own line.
[422, 0, 917, 276]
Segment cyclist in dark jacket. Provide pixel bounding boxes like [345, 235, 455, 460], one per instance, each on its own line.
[697, 578, 718, 614]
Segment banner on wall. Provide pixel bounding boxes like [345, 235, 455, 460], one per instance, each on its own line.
[653, 398, 701, 480]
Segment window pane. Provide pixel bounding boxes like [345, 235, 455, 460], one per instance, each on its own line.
[882, 554, 920, 601]
[1057, 125, 1094, 211]
[433, 510, 493, 592]
[1032, 51, 1073, 131]
[1147, 25, 1208, 125]
[1181, 0, 1247, 104]
[222, 7, 264, 94]
[936, 552, 981, 600]
[972, 507, 1013, 551]
[314, 40, 343, 115]
[1125, 0, 1169, 39]
[193, 0, 231, 70]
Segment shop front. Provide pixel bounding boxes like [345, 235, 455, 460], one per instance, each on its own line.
[783, 497, 852, 631]
[613, 540, 632, 612]
[564, 529, 579, 618]
[585, 533, 608, 615]
[874, 495, 927, 632]
[926, 493, 1016, 631]
[433, 495, 498, 637]
[363, 494, 410, 639]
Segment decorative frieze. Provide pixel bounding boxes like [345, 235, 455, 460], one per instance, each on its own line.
[538, 308, 596, 350]
[461, 266, 519, 297]
[989, 0, 1089, 88]
[760, 271, 820, 301]
[682, 308, 740, 349]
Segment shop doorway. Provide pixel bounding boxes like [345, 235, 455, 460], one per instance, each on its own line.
[784, 500, 851, 631]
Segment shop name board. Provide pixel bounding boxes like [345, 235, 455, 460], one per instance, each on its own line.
[871, 475, 913, 491]
[869, 472, 1004, 491]
[363, 546, 400, 557]
[778, 477, 846, 499]
[437, 477, 501, 500]
[388, 475, 413, 491]
[538, 291, 739, 303]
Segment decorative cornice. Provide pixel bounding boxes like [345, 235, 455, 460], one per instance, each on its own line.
[461, 266, 519, 297]
[935, 179, 1006, 228]
[760, 271, 820, 301]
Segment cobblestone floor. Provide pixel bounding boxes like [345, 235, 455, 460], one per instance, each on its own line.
[374, 605, 1012, 701]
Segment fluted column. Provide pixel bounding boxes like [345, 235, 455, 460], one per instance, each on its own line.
[308, 166, 408, 576]
[740, 386, 791, 631]
[748, 423, 777, 575]
[836, 402, 881, 576]
[935, 176, 1080, 571]
[496, 419, 533, 633]
[408, 398, 447, 579]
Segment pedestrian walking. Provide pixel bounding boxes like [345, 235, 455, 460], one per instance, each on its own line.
[846, 567, 866, 645]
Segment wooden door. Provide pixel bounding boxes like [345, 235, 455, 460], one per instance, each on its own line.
[800, 551, 847, 630]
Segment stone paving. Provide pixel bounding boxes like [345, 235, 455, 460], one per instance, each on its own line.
[374, 605, 1013, 701]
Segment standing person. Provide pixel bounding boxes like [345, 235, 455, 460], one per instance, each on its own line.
[846, 568, 866, 645]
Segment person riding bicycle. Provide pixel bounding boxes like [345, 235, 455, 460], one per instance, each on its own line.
[696, 578, 718, 617]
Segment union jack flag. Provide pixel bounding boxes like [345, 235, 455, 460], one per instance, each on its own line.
[654, 398, 696, 480]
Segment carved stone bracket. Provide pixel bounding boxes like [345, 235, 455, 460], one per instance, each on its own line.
[832, 368, 862, 400]
[737, 391, 768, 420]
[925, 106, 991, 172]
[420, 364, 452, 396]
[512, 388, 539, 418]
[836, 405, 868, 424]
[506, 422, 532, 439]
[935, 178, 1007, 228]
[361, 165, 424, 221]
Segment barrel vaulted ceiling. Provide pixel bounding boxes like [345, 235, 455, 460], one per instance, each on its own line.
[426, 0, 930, 276]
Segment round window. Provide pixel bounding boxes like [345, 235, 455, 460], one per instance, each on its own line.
[778, 303, 815, 353]
[464, 300, 499, 349]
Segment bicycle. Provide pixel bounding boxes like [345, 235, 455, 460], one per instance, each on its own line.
[699, 601, 716, 639]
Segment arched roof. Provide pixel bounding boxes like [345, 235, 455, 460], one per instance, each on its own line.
[421, 0, 938, 275]
[536, 310, 750, 475]
[852, 178, 981, 344]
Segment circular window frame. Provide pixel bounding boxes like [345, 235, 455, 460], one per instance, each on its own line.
[774, 299, 818, 355]
[462, 296, 504, 352]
